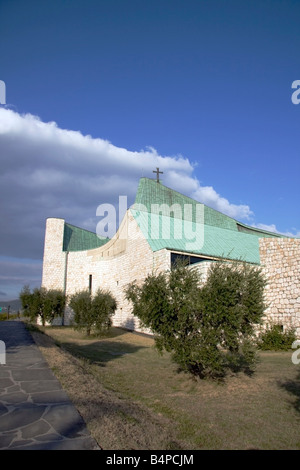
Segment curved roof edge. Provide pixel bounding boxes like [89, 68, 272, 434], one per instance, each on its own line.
[63, 222, 110, 252]
[134, 177, 287, 239]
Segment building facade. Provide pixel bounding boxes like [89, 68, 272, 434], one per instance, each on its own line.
[42, 178, 300, 336]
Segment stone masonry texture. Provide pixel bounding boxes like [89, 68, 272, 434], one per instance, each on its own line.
[42, 216, 300, 338]
[259, 238, 300, 336]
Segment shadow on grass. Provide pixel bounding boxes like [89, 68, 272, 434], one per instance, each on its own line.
[28, 324, 147, 366]
[278, 366, 300, 413]
[42, 325, 130, 338]
[278, 369, 300, 413]
[54, 339, 146, 367]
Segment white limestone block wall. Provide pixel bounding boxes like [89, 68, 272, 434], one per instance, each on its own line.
[259, 237, 300, 337]
[41, 212, 171, 333]
[41, 218, 66, 292]
[41, 217, 300, 338]
[191, 260, 213, 285]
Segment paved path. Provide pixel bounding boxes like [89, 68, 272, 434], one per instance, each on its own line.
[0, 321, 100, 450]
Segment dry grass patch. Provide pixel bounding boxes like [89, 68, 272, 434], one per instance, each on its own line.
[30, 327, 182, 450]
[31, 325, 300, 450]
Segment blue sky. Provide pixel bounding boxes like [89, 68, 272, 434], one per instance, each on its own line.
[0, 0, 299, 300]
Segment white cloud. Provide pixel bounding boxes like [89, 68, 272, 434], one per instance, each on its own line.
[192, 185, 253, 220]
[0, 108, 255, 298]
[252, 223, 300, 238]
[0, 108, 253, 258]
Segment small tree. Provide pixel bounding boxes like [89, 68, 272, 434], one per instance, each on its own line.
[69, 288, 117, 336]
[19, 285, 33, 317]
[126, 260, 267, 379]
[19, 286, 66, 326]
[43, 289, 66, 325]
[69, 290, 93, 335]
[197, 261, 267, 376]
[91, 289, 117, 335]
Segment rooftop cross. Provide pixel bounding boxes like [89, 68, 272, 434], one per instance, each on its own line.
[153, 167, 163, 183]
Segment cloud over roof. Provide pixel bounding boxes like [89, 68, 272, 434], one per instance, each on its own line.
[0, 108, 255, 298]
[0, 108, 253, 261]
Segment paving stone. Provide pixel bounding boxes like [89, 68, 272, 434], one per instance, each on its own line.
[0, 370, 10, 377]
[21, 380, 61, 393]
[8, 438, 96, 450]
[10, 439, 35, 448]
[21, 419, 51, 439]
[43, 404, 89, 438]
[30, 390, 70, 404]
[0, 321, 100, 450]
[7, 385, 22, 392]
[0, 378, 14, 388]
[0, 403, 9, 416]
[11, 369, 57, 382]
[36, 432, 64, 442]
[0, 405, 47, 432]
[29, 361, 50, 369]
[1, 391, 29, 404]
[0, 433, 17, 449]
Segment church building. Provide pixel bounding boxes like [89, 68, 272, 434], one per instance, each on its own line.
[41, 176, 300, 336]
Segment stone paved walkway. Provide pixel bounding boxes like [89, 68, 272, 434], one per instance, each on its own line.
[0, 321, 100, 450]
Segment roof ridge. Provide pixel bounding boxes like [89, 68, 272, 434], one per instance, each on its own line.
[136, 177, 285, 238]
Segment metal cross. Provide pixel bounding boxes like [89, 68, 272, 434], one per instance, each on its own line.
[153, 167, 163, 183]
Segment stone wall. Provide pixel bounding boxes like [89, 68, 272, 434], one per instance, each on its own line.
[41, 218, 66, 291]
[42, 216, 300, 338]
[259, 237, 300, 337]
[191, 260, 213, 284]
[41, 211, 171, 333]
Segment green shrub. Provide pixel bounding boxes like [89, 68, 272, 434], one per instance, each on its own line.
[0, 313, 18, 321]
[69, 288, 117, 336]
[19, 285, 66, 326]
[126, 259, 267, 380]
[257, 324, 296, 351]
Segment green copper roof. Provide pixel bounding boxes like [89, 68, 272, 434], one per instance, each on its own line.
[63, 223, 109, 252]
[133, 178, 284, 237]
[131, 178, 285, 264]
[131, 209, 261, 264]
[134, 177, 238, 231]
[62, 178, 285, 258]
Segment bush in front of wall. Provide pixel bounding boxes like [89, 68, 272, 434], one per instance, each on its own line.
[257, 323, 297, 351]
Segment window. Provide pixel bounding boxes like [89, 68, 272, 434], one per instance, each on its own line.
[171, 252, 212, 267]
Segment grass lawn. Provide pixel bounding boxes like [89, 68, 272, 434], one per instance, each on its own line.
[30, 325, 300, 450]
